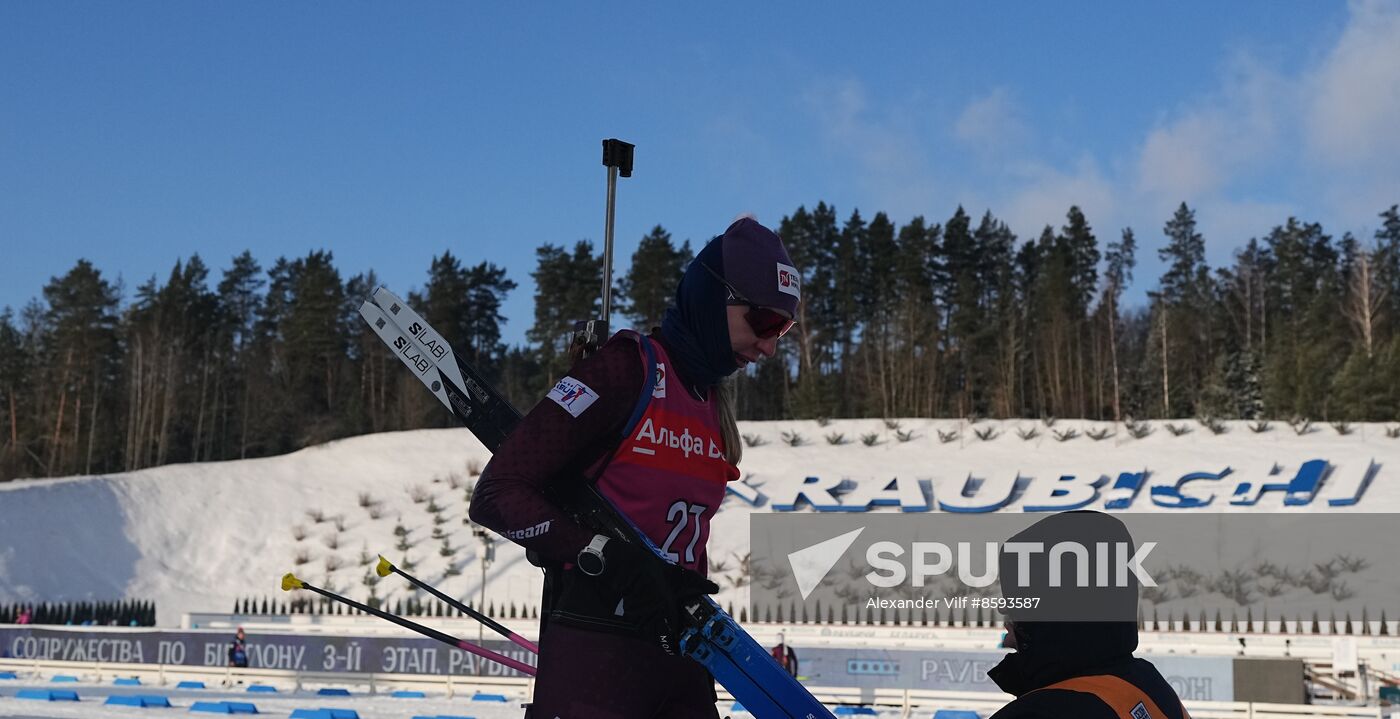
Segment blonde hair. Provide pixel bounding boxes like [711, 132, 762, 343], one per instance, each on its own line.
[718, 379, 742, 466]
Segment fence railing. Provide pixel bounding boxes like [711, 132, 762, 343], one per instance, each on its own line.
[217, 601, 1400, 639]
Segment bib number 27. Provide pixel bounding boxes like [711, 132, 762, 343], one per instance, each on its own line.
[659, 501, 707, 564]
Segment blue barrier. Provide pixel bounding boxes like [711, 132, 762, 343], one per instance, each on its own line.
[316, 688, 352, 696]
[190, 701, 260, 714]
[290, 710, 358, 719]
[18, 688, 81, 701]
[391, 690, 426, 698]
[933, 711, 981, 719]
[0, 671, 18, 679]
[138, 695, 173, 708]
[246, 684, 277, 693]
[50, 674, 80, 682]
[177, 680, 207, 689]
[107, 695, 145, 707]
[114, 677, 143, 686]
[835, 708, 877, 716]
[471, 692, 508, 702]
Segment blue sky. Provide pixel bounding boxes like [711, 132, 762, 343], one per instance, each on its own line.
[3, 2, 1399, 345]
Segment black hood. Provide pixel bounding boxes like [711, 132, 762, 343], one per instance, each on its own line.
[987, 511, 1142, 696]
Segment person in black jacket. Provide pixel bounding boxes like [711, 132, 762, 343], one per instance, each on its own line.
[470, 217, 801, 718]
[770, 631, 799, 678]
[227, 626, 248, 668]
[988, 511, 1190, 719]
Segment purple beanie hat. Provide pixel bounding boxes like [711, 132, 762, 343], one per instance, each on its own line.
[718, 217, 802, 318]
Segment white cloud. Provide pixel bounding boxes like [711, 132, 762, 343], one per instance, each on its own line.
[809, 76, 870, 138]
[953, 54, 1295, 250]
[1134, 55, 1286, 203]
[1130, 0, 1400, 234]
[1191, 199, 1299, 265]
[796, 0, 1398, 255]
[954, 88, 1028, 157]
[802, 77, 942, 219]
[1136, 115, 1228, 202]
[1003, 157, 1118, 240]
[1305, 0, 1400, 171]
[1303, 0, 1400, 230]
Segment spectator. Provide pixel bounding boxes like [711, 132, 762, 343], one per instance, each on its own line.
[988, 511, 1189, 719]
[15, 607, 31, 625]
[770, 631, 799, 678]
[227, 626, 249, 668]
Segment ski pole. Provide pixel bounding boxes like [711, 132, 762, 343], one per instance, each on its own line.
[375, 556, 538, 653]
[279, 573, 537, 677]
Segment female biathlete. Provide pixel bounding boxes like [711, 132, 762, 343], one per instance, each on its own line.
[469, 217, 800, 718]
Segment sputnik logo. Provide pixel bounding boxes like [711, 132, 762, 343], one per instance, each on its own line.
[787, 527, 865, 600]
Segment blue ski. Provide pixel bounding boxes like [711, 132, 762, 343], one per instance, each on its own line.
[360, 287, 834, 719]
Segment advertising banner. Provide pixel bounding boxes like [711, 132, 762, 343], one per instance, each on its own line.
[0, 627, 535, 678]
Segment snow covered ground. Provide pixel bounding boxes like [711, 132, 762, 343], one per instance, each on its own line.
[0, 419, 1395, 625]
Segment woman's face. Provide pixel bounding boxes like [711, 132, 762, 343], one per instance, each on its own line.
[727, 305, 780, 369]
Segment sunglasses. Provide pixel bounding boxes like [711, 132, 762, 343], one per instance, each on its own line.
[697, 261, 796, 340]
